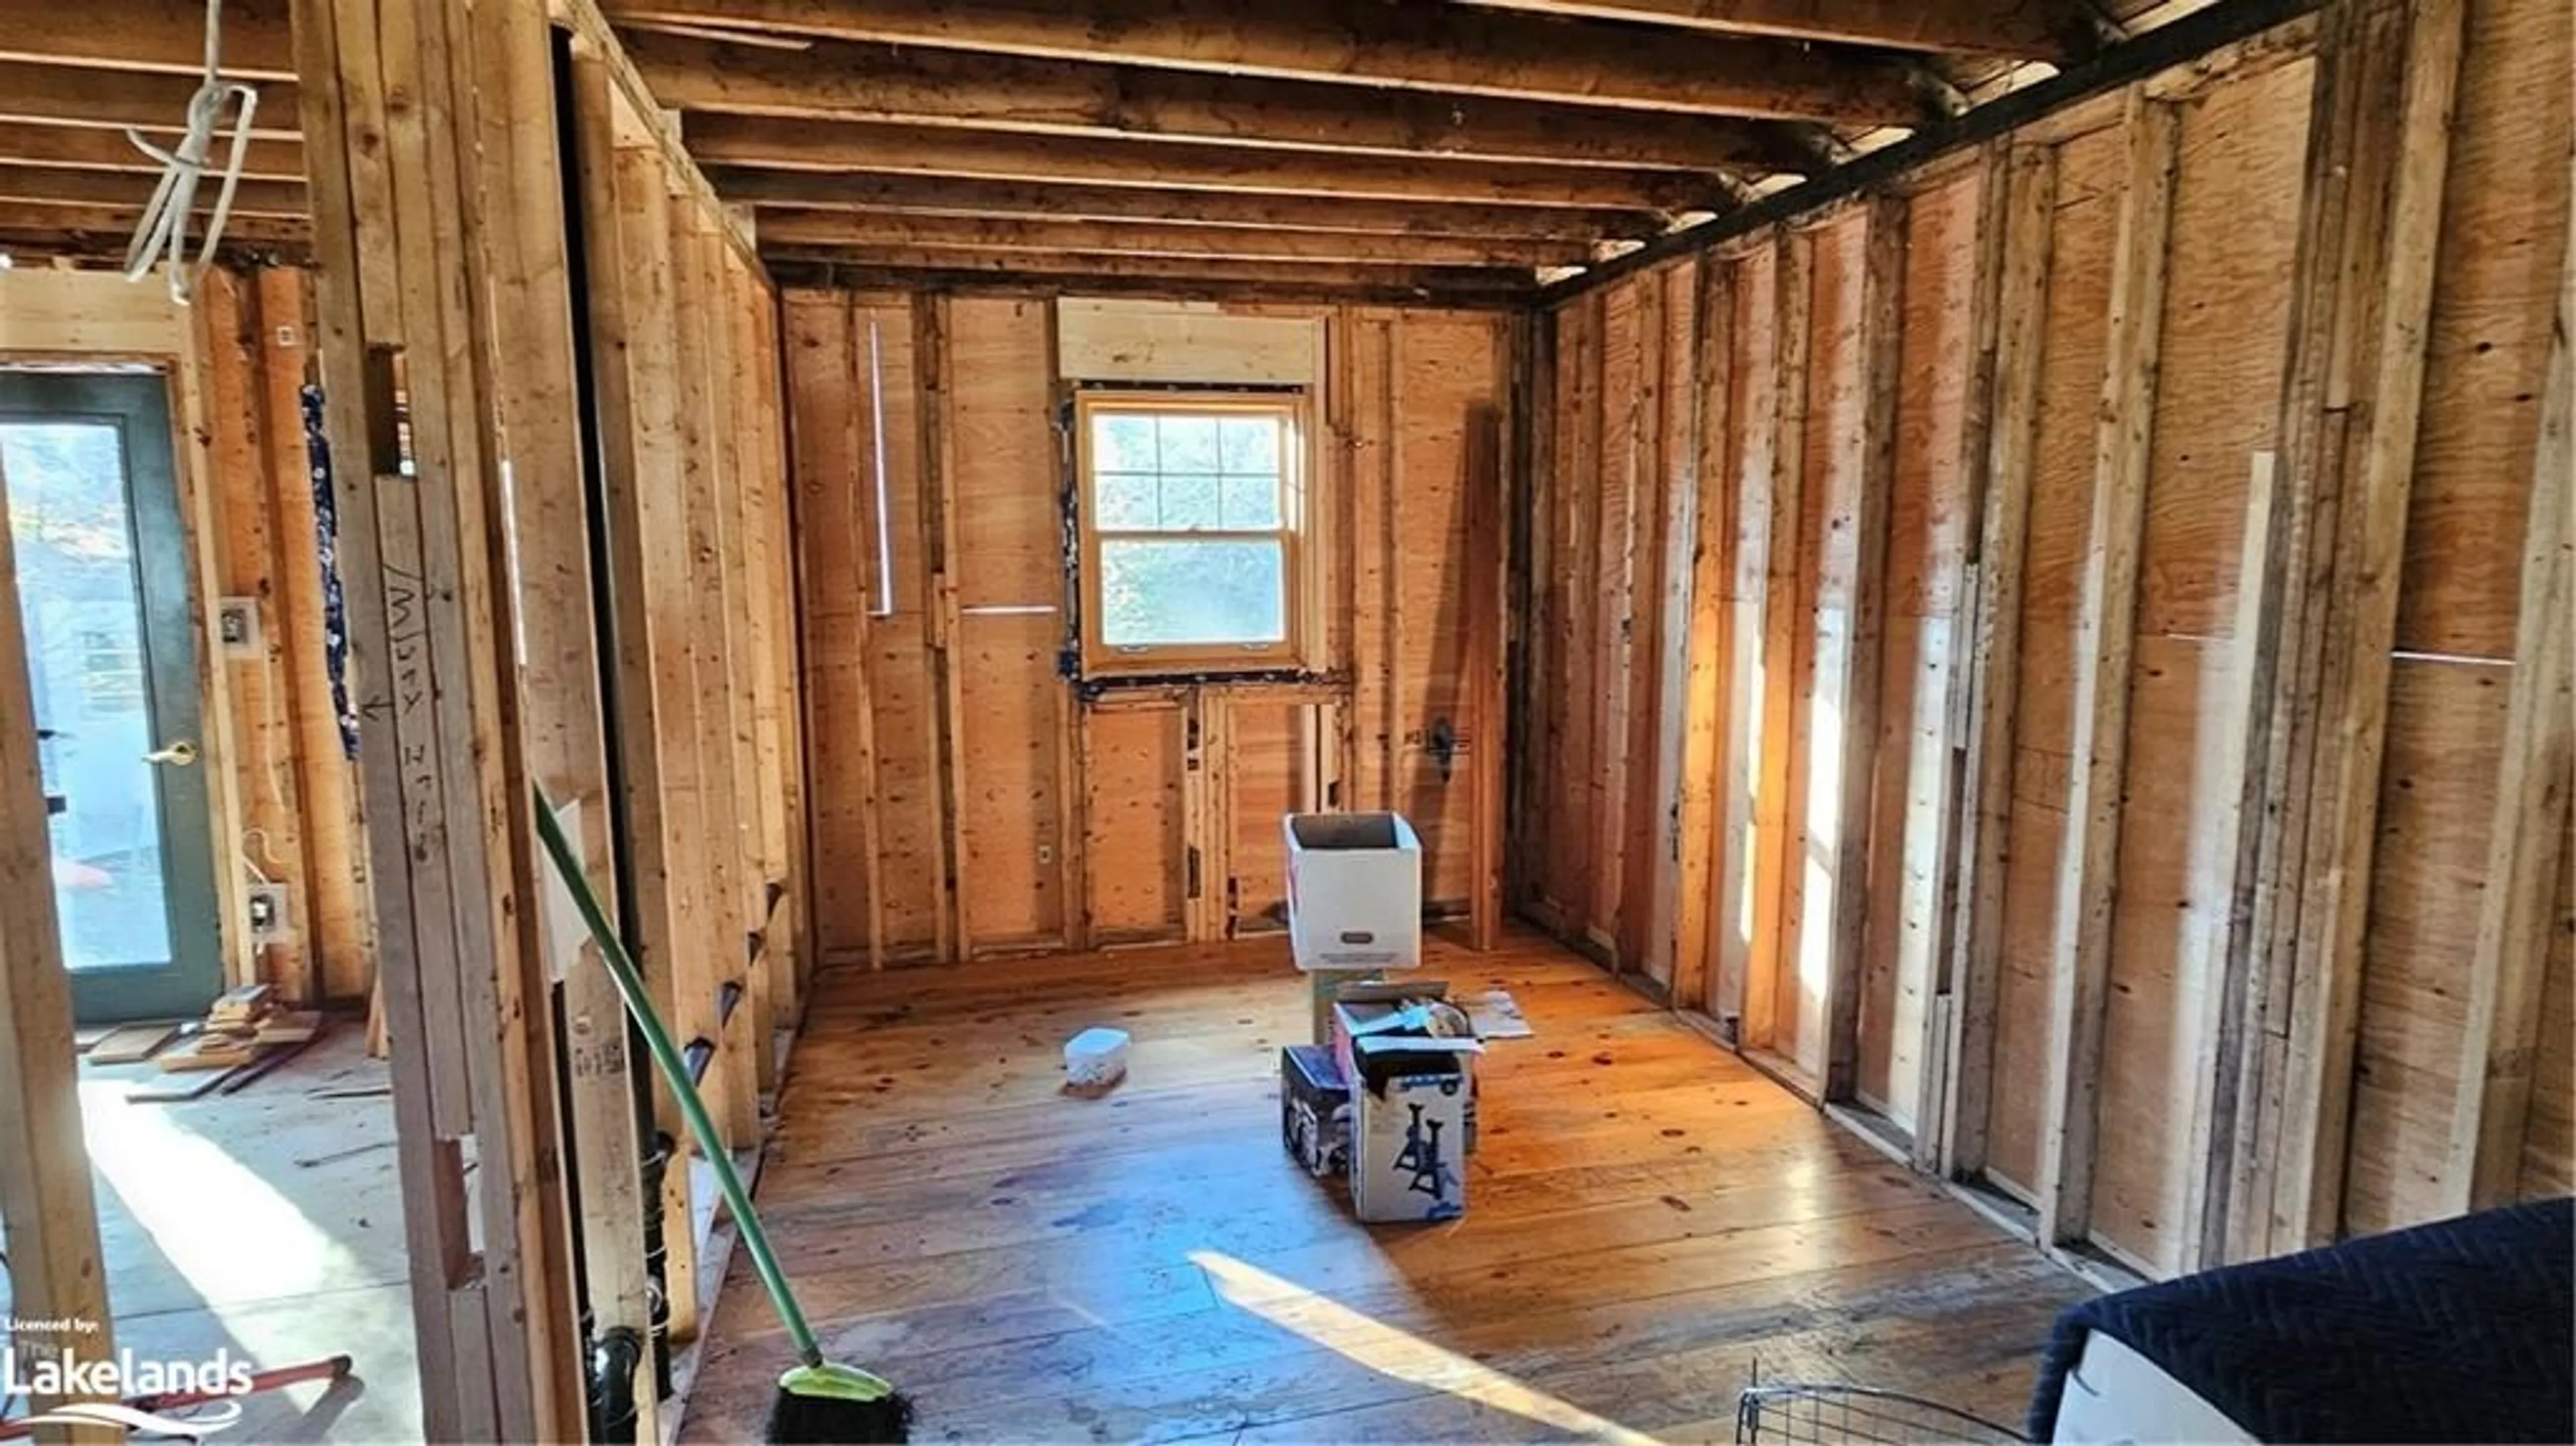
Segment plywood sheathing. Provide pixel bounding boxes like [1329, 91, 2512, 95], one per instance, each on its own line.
[1515, 0, 2572, 1279]
[782, 295, 1511, 965]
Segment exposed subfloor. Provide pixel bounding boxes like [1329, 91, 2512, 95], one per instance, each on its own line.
[680, 931, 2092, 1443]
[0, 1023, 421, 1442]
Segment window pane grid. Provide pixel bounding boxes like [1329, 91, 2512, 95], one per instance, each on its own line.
[1079, 396, 1301, 666]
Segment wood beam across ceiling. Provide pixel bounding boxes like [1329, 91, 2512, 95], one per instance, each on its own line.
[0, 163, 306, 216]
[0, 202, 308, 251]
[0, 0, 296, 78]
[759, 247, 1539, 298]
[629, 31, 1817, 170]
[0, 122, 307, 180]
[603, 0, 1924, 123]
[753, 208, 1587, 268]
[683, 116, 1726, 212]
[705, 166, 1664, 242]
[0, 60, 301, 137]
[1453, 0, 2092, 58]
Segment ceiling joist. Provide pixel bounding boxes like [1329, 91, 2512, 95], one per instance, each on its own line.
[682, 114, 1723, 212]
[0, 201, 306, 251]
[1454, 0, 2093, 56]
[629, 31, 1813, 170]
[0, 163, 305, 216]
[0, 0, 295, 79]
[704, 166, 1664, 242]
[0, 61, 301, 138]
[0, 123, 307, 181]
[755, 246, 1538, 295]
[753, 208, 1587, 268]
[604, 0, 1925, 122]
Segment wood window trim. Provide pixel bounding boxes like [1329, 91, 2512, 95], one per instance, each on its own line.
[1073, 388, 1318, 680]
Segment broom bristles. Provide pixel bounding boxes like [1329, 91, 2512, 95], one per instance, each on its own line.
[766, 1362, 912, 1444]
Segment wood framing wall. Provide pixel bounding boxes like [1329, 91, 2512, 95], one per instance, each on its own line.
[281, 0, 806, 1433]
[785, 292, 1512, 965]
[1519, 0, 2571, 1278]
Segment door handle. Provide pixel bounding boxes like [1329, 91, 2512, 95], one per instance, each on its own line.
[144, 740, 199, 768]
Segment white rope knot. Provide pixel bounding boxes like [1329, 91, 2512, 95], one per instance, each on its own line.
[123, 0, 260, 305]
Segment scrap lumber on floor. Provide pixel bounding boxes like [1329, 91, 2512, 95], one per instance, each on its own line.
[678, 932, 2086, 1442]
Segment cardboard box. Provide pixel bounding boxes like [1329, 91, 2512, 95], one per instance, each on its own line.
[1348, 1036, 1479, 1222]
[1283, 812, 1421, 972]
[1332, 981, 1480, 1157]
[1279, 1044, 1350, 1180]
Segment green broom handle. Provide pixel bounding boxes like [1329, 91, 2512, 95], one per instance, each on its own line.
[531, 784, 824, 1370]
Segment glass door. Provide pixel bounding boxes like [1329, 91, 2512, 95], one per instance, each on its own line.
[1, 370, 222, 1022]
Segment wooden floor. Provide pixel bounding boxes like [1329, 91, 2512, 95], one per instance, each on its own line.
[0, 1023, 418, 1441]
[680, 932, 2090, 1443]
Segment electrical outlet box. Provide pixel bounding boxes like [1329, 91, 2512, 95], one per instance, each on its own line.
[217, 597, 262, 659]
[248, 882, 290, 946]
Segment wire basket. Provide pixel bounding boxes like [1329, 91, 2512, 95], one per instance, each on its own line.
[1735, 1380, 2027, 1445]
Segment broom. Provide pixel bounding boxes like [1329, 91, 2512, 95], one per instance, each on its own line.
[532, 785, 911, 1444]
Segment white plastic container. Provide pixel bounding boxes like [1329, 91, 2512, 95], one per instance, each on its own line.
[1063, 1027, 1130, 1089]
[1283, 812, 1422, 972]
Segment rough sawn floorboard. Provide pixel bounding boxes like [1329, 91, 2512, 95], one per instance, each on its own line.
[679, 930, 2090, 1443]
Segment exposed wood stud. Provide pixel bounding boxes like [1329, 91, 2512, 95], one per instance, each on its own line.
[1821, 193, 1906, 1103]
[2442, 190, 2573, 1214]
[1669, 256, 1736, 1014]
[2037, 88, 2178, 1249]
[2267, 0, 2467, 1252]
[1941, 143, 2058, 1182]
[1743, 225, 1811, 1053]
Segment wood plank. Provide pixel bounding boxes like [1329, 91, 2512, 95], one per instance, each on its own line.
[2268, 0, 2467, 1250]
[2212, 0, 2410, 1266]
[687, 116, 1725, 213]
[0, 0, 296, 76]
[1668, 256, 1734, 1014]
[252, 267, 372, 1003]
[703, 158, 1658, 242]
[0, 122, 304, 180]
[609, 0, 1919, 124]
[282, 0, 474, 1425]
[1743, 227, 1810, 1052]
[1452, 0, 2087, 57]
[2443, 203, 2573, 1212]
[754, 209, 1587, 268]
[914, 294, 968, 963]
[0, 60, 301, 136]
[2035, 90, 2178, 1248]
[1818, 196, 1904, 1101]
[0, 163, 305, 216]
[1466, 317, 1515, 950]
[197, 268, 312, 1000]
[515, 38, 663, 1439]
[674, 932, 2080, 1444]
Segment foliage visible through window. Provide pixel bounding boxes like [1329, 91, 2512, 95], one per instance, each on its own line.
[1079, 394, 1303, 673]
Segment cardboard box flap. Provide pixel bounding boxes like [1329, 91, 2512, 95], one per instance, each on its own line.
[1350, 1034, 1483, 1095]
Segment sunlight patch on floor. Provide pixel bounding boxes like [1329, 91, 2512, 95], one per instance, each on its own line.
[78, 1078, 371, 1312]
[1189, 1249, 1663, 1445]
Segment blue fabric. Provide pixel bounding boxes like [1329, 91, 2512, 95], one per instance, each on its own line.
[2027, 1198, 2573, 1443]
[301, 383, 358, 761]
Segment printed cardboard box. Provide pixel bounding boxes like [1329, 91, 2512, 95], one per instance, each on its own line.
[1279, 1044, 1350, 1180]
[1348, 1035, 1480, 1222]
